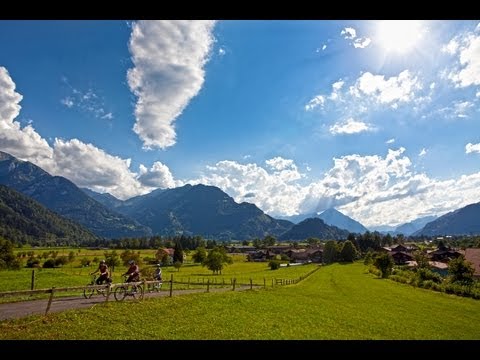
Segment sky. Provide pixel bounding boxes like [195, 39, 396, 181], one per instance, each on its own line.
[1, 20, 480, 228]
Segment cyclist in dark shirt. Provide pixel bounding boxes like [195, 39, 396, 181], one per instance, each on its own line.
[123, 260, 140, 282]
[91, 260, 110, 285]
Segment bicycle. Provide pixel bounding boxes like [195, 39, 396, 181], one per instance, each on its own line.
[147, 277, 163, 293]
[83, 275, 111, 299]
[114, 275, 144, 301]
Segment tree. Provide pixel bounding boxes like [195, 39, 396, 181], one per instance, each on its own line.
[323, 240, 339, 264]
[306, 237, 320, 247]
[120, 250, 141, 266]
[104, 250, 121, 272]
[339, 240, 358, 262]
[0, 237, 21, 270]
[202, 246, 233, 275]
[242, 240, 250, 246]
[373, 253, 394, 278]
[192, 247, 207, 263]
[155, 248, 170, 265]
[263, 235, 276, 247]
[252, 238, 262, 249]
[414, 251, 430, 269]
[448, 255, 474, 285]
[173, 241, 184, 264]
[174, 261, 183, 272]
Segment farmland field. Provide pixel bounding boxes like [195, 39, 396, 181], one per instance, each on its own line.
[1, 262, 479, 339]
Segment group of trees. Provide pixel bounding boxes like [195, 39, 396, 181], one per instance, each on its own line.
[191, 246, 232, 274]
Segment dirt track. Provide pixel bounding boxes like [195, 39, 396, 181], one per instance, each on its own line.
[0, 285, 256, 322]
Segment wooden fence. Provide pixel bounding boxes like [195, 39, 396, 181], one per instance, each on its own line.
[0, 265, 321, 316]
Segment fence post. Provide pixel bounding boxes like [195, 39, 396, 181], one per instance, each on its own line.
[105, 284, 111, 302]
[45, 287, 55, 315]
[272, 278, 274, 287]
[207, 279, 210, 293]
[264, 278, 266, 289]
[232, 278, 236, 291]
[31, 269, 35, 290]
[250, 278, 253, 290]
[169, 274, 173, 297]
[188, 277, 190, 289]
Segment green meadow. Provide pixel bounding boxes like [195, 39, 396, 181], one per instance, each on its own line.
[1, 262, 479, 339]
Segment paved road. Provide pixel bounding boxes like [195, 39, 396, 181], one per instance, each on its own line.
[0, 285, 257, 322]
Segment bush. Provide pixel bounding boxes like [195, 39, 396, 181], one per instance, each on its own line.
[43, 259, 56, 268]
[269, 260, 281, 270]
[26, 257, 40, 268]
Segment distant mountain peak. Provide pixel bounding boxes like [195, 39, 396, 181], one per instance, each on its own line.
[318, 208, 368, 234]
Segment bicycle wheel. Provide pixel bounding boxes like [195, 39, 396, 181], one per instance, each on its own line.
[133, 284, 144, 300]
[99, 283, 108, 297]
[114, 286, 127, 301]
[83, 284, 95, 299]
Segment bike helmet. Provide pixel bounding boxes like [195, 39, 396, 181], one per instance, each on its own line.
[100, 259, 106, 264]
[156, 264, 161, 267]
[128, 260, 135, 265]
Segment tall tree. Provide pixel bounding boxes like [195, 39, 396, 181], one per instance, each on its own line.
[323, 240, 339, 264]
[173, 241, 184, 264]
[374, 253, 394, 278]
[339, 240, 358, 262]
[0, 237, 21, 270]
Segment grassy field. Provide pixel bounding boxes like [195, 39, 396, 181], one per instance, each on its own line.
[0, 251, 316, 302]
[1, 262, 479, 339]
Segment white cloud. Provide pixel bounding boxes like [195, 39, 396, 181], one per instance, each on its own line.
[305, 95, 325, 111]
[61, 82, 113, 119]
[189, 158, 306, 216]
[322, 44, 327, 51]
[332, 80, 344, 91]
[430, 82, 436, 90]
[341, 27, 356, 40]
[350, 70, 421, 105]
[101, 112, 113, 120]
[0, 67, 53, 167]
[127, 20, 216, 149]
[454, 100, 473, 118]
[353, 37, 371, 49]
[329, 118, 373, 135]
[446, 30, 480, 87]
[61, 97, 74, 108]
[218, 47, 226, 56]
[341, 27, 371, 49]
[442, 39, 459, 55]
[476, 90, 480, 98]
[186, 145, 480, 227]
[419, 148, 427, 156]
[466, 142, 480, 154]
[386, 138, 395, 144]
[138, 161, 176, 188]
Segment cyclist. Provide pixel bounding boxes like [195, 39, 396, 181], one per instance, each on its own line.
[123, 259, 140, 283]
[90, 259, 110, 285]
[154, 264, 162, 282]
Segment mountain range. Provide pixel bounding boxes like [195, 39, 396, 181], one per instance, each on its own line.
[2, 150, 479, 241]
[0, 151, 151, 239]
[414, 203, 480, 236]
[0, 184, 99, 244]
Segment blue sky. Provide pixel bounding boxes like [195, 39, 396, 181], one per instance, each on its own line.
[1, 20, 480, 228]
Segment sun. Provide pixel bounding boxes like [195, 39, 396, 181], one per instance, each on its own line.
[377, 20, 425, 54]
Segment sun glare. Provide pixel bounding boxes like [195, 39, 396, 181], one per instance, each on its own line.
[377, 20, 425, 54]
